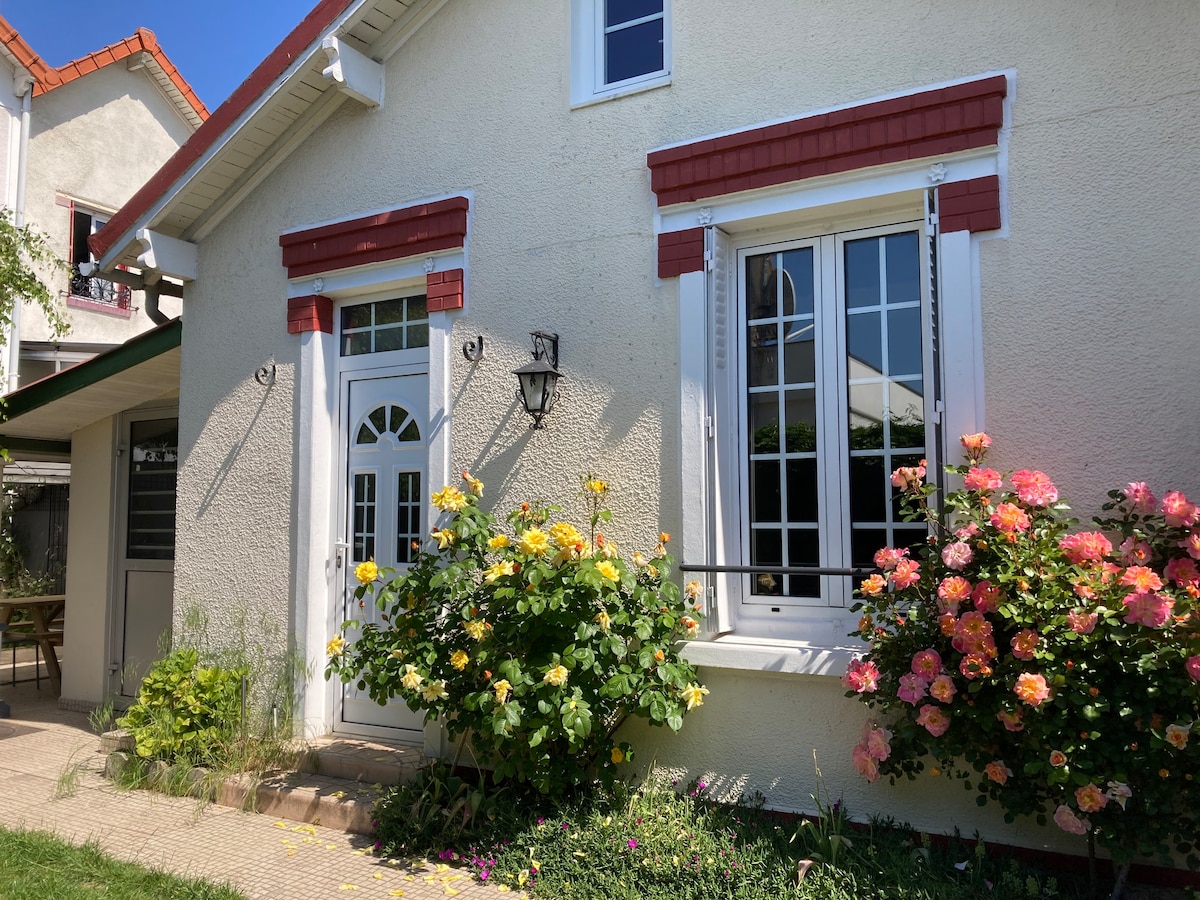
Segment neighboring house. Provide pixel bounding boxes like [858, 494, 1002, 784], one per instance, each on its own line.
[3, 0, 1197, 857]
[0, 17, 205, 588]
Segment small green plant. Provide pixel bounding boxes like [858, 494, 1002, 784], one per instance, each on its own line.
[116, 648, 244, 767]
[327, 473, 709, 796]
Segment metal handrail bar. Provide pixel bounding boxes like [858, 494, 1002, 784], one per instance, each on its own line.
[679, 563, 879, 577]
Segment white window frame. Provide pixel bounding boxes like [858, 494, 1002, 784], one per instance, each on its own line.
[668, 151, 999, 675]
[570, 0, 671, 107]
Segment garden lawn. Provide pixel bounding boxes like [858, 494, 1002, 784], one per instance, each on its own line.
[0, 826, 247, 900]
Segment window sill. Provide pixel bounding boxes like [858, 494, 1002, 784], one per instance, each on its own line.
[570, 73, 671, 110]
[680, 633, 863, 677]
[66, 295, 133, 318]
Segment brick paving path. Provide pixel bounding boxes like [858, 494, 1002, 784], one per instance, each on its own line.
[0, 681, 514, 900]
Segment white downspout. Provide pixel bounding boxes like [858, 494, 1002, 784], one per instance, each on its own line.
[6, 75, 33, 393]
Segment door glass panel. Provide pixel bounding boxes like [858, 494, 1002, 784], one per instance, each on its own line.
[352, 472, 376, 562]
[127, 419, 177, 560]
[396, 471, 422, 564]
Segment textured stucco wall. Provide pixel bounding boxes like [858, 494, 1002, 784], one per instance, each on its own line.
[176, 0, 1200, 851]
[22, 64, 191, 351]
[60, 415, 115, 704]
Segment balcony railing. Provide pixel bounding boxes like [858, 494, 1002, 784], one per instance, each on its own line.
[70, 269, 131, 310]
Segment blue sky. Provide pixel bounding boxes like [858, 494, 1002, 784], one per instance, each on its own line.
[0, 0, 317, 110]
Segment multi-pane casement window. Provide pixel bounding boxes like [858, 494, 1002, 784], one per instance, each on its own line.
[69, 207, 130, 311]
[571, 0, 670, 104]
[724, 222, 935, 635]
[340, 295, 429, 356]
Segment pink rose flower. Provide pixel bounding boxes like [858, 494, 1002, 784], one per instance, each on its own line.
[890, 558, 921, 590]
[1165, 557, 1200, 588]
[1014, 672, 1050, 707]
[852, 742, 880, 782]
[1010, 629, 1040, 661]
[1179, 530, 1200, 560]
[1187, 655, 1200, 682]
[916, 703, 950, 737]
[955, 522, 980, 541]
[984, 761, 1011, 785]
[937, 576, 972, 612]
[1121, 591, 1174, 628]
[911, 649, 942, 682]
[842, 658, 881, 693]
[1118, 537, 1152, 566]
[1059, 531, 1113, 566]
[1067, 609, 1098, 634]
[873, 546, 909, 572]
[862, 722, 892, 761]
[1105, 781, 1132, 810]
[1010, 469, 1059, 507]
[963, 467, 1003, 492]
[859, 573, 888, 596]
[1049, 750, 1067, 767]
[941, 541, 974, 571]
[1053, 805, 1090, 836]
[891, 463, 926, 491]
[1124, 482, 1157, 514]
[996, 708, 1024, 732]
[929, 674, 957, 703]
[1119, 566, 1164, 592]
[1162, 490, 1199, 527]
[897, 673, 928, 705]
[971, 580, 1002, 614]
[1165, 723, 1190, 750]
[960, 432, 992, 462]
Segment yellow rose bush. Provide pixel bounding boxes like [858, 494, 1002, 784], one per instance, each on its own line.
[326, 472, 707, 796]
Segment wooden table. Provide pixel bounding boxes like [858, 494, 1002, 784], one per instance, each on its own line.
[0, 595, 65, 694]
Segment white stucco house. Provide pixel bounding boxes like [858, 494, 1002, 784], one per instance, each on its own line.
[4, 0, 1198, 859]
[0, 16, 205, 589]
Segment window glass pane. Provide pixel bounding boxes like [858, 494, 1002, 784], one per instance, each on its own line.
[785, 459, 818, 522]
[343, 305, 372, 329]
[375, 326, 405, 353]
[847, 310, 882, 374]
[396, 471, 421, 564]
[369, 407, 388, 434]
[782, 322, 815, 385]
[407, 296, 428, 321]
[344, 332, 371, 356]
[605, 18, 663, 84]
[397, 420, 421, 442]
[750, 529, 782, 595]
[127, 419, 178, 561]
[406, 323, 430, 349]
[750, 460, 781, 524]
[783, 389, 817, 453]
[786, 529, 820, 597]
[849, 455, 887, 523]
[887, 307, 922, 377]
[890, 384, 925, 447]
[891, 453, 924, 520]
[748, 393, 779, 454]
[746, 256, 776, 320]
[851, 527, 888, 569]
[747, 326, 778, 387]
[606, 0, 662, 27]
[353, 472, 376, 562]
[848, 382, 885, 449]
[374, 298, 407, 325]
[845, 237, 881, 308]
[885, 232, 921, 304]
[355, 424, 377, 445]
[781, 249, 814, 317]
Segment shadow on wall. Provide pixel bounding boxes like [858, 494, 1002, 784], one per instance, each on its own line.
[195, 381, 276, 518]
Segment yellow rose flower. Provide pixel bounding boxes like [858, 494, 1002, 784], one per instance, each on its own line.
[543, 665, 569, 687]
[632, 551, 648, 568]
[645, 564, 659, 579]
[421, 680, 449, 702]
[519, 527, 550, 556]
[326, 635, 346, 657]
[463, 619, 487, 641]
[550, 522, 583, 550]
[450, 650, 470, 671]
[401, 664, 423, 691]
[432, 528, 456, 550]
[389, 648, 404, 660]
[594, 609, 611, 632]
[354, 559, 379, 585]
[432, 485, 468, 511]
[487, 534, 511, 550]
[681, 683, 709, 711]
[594, 560, 620, 581]
[493, 679, 512, 704]
[584, 477, 609, 496]
[684, 580, 703, 601]
[462, 472, 484, 496]
[681, 615, 700, 638]
[485, 561, 516, 584]
[611, 747, 625, 764]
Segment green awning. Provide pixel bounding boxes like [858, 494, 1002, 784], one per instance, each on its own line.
[0, 318, 181, 459]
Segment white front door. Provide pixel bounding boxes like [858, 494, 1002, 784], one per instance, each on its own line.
[336, 372, 428, 739]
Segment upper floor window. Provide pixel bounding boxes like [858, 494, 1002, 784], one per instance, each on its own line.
[571, 0, 671, 106]
[69, 206, 131, 313]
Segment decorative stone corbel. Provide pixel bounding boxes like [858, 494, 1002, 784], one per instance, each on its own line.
[135, 228, 198, 282]
[320, 35, 384, 109]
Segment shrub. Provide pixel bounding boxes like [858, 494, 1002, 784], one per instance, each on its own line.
[326, 473, 709, 796]
[116, 648, 245, 767]
[847, 434, 1200, 867]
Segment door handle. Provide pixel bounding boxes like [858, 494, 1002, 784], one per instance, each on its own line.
[335, 541, 349, 569]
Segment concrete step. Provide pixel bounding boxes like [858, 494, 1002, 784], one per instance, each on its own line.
[298, 735, 426, 788]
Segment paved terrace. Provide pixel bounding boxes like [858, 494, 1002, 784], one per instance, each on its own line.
[0, 680, 510, 900]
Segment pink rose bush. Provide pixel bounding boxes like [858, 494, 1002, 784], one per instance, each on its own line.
[846, 435, 1200, 868]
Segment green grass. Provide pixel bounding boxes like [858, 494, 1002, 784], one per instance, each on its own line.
[0, 826, 247, 900]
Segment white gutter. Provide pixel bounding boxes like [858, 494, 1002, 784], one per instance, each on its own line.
[6, 74, 33, 394]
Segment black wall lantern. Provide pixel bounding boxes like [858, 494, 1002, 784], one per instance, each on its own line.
[513, 331, 562, 429]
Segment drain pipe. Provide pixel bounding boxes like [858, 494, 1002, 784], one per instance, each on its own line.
[6, 75, 33, 393]
[143, 283, 170, 325]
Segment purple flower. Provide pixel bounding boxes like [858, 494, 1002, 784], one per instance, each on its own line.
[628, 839, 638, 849]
